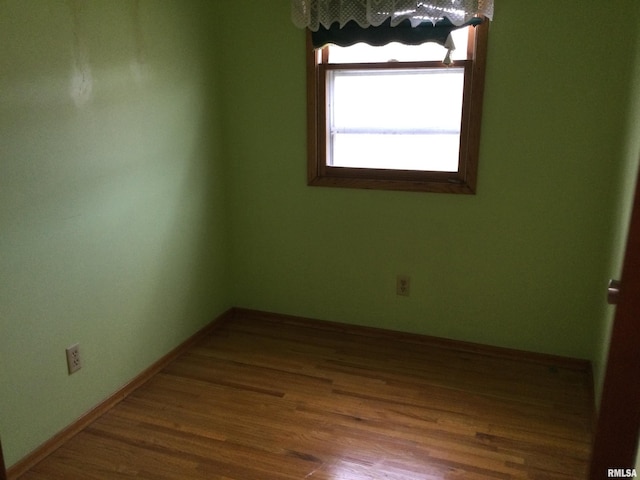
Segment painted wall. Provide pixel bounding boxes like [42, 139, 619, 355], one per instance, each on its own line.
[3, 0, 639, 471]
[0, 0, 230, 467]
[223, 1, 637, 360]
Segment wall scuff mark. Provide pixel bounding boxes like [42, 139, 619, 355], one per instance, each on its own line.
[68, 0, 93, 106]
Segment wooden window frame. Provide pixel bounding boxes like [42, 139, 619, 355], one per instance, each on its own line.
[306, 19, 489, 194]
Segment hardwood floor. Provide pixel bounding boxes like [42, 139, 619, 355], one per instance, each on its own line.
[18, 311, 594, 479]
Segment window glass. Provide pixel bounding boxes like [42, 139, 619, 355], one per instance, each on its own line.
[329, 68, 465, 171]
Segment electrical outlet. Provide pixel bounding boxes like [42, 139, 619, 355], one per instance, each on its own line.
[397, 275, 411, 296]
[66, 344, 81, 374]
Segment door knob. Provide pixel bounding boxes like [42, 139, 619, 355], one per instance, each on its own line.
[608, 279, 621, 305]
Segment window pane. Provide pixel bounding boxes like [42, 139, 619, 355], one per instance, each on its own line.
[332, 133, 459, 171]
[327, 27, 470, 63]
[328, 67, 464, 172]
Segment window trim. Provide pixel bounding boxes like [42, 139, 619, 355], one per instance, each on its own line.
[306, 19, 489, 194]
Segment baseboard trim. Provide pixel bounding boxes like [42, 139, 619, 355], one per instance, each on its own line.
[231, 307, 592, 372]
[7, 309, 234, 480]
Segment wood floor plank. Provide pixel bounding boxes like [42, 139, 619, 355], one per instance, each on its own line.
[16, 312, 594, 479]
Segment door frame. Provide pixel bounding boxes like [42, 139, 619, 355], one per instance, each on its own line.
[590, 161, 640, 476]
[1, 438, 6, 480]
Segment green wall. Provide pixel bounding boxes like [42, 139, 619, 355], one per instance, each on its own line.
[0, 0, 230, 467]
[2, 0, 639, 471]
[223, 0, 637, 359]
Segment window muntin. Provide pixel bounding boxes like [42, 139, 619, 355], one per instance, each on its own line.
[307, 20, 489, 193]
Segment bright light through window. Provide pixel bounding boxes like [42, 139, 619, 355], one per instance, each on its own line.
[328, 67, 465, 172]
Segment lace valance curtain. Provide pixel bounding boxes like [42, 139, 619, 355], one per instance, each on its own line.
[292, 0, 494, 31]
[310, 15, 482, 49]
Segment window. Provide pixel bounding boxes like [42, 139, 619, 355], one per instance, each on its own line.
[307, 19, 489, 193]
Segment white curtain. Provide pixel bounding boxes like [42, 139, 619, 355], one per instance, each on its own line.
[292, 0, 494, 30]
